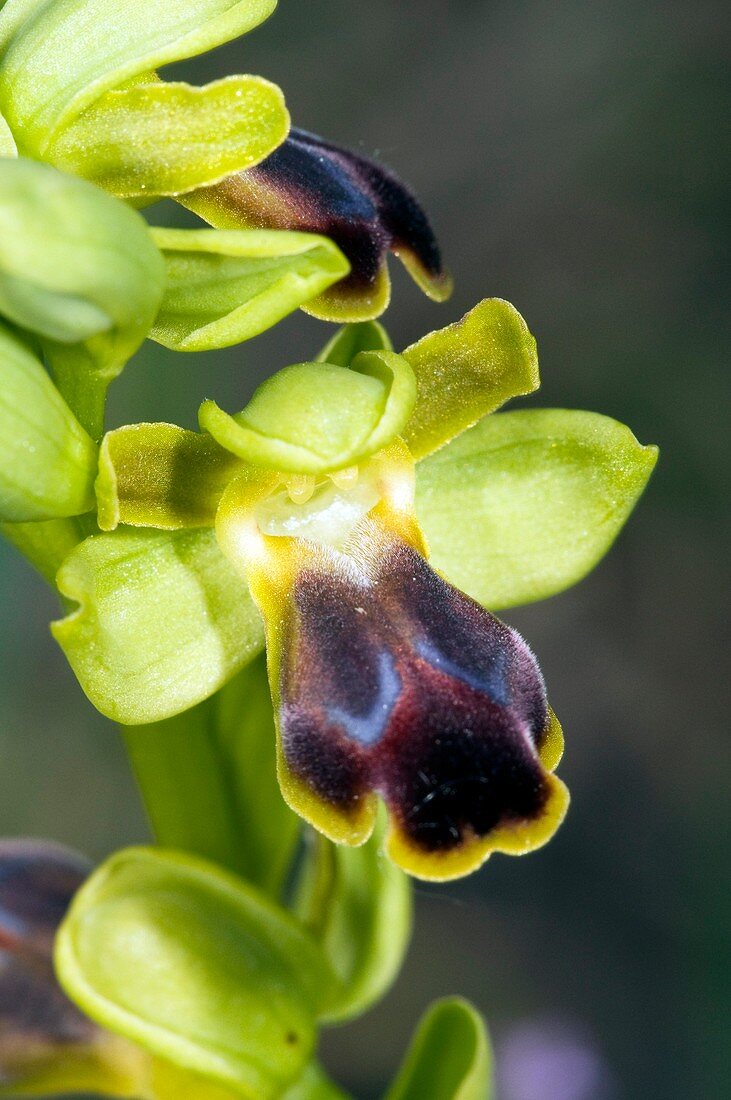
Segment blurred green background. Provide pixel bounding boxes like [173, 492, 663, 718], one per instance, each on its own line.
[0, 1, 727, 1097]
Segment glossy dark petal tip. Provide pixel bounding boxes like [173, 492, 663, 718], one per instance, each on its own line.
[183, 128, 452, 320]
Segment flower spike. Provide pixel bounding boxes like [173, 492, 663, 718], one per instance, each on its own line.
[182, 128, 453, 321]
[216, 443, 568, 881]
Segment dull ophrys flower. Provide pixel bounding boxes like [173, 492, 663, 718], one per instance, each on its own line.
[59, 303, 656, 880]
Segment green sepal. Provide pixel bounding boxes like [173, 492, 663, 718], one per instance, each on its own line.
[0, 0, 278, 156]
[315, 320, 393, 366]
[402, 299, 539, 460]
[0, 158, 165, 436]
[200, 351, 417, 474]
[150, 228, 349, 352]
[49, 76, 289, 198]
[384, 999, 492, 1100]
[417, 408, 658, 609]
[55, 847, 339, 1099]
[0, 321, 97, 522]
[97, 423, 245, 531]
[296, 812, 412, 1025]
[51, 527, 264, 724]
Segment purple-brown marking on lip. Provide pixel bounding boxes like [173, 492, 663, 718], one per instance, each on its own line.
[278, 534, 554, 855]
[0, 840, 97, 1085]
[182, 128, 451, 316]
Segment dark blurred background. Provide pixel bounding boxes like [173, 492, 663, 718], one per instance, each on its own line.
[1, 1, 728, 1097]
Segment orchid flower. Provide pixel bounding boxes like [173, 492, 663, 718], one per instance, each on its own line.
[0, 2, 450, 321]
[50, 302, 656, 881]
[182, 126, 452, 320]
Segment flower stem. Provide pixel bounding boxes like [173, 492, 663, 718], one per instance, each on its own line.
[0, 516, 84, 585]
[121, 697, 247, 879]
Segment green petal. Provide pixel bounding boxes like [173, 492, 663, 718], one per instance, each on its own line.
[48, 77, 289, 198]
[0, 158, 165, 435]
[51, 527, 264, 724]
[201, 351, 417, 474]
[402, 298, 539, 461]
[55, 847, 335, 1098]
[0, 322, 96, 522]
[150, 228, 349, 351]
[296, 813, 412, 1025]
[0, 106, 16, 155]
[315, 320, 393, 366]
[384, 999, 492, 1100]
[417, 409, 658, 609]
[97, 423, 245, 530]
[0, 0, 277, 155]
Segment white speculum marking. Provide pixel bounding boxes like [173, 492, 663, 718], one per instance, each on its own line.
[256, 467, 381, 547]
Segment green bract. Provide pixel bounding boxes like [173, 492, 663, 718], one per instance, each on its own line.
[417, 408, 658, 609]
[150, 228, 350, 352]
[0, 322, 96, 522]
[0, 0, 286, 198]
[55, 847, 338, 1099]
[296, 814, 412, 1024]
[200, 351, 417, 473]
[385, 999, 492, 1100]
[0, 157, 165, 435]
[52, 527, 263, 724]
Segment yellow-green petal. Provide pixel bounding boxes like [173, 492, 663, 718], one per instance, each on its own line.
[96, 423, 245, 531]
[201, 351, 417, 474]
[51, 527, 264, 724]
[417, 408, 658, 610]
[0, 0, 278, 155]
[0, 322, 96, 522]
[385, 999, 492, 1100]
[150, 228, 349, 351]
[48, 77, 289, 198]
[55, 847, 336, 1098]
[402, 298, 540, 461]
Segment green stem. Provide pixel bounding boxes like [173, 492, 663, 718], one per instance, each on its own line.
[0, 516, 83, 585]
[122, 697, 247, 878]
[50, 357, 108, 441]
[122, 657, 301, 898]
